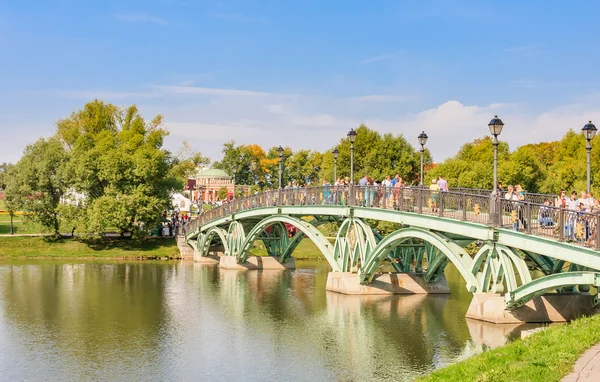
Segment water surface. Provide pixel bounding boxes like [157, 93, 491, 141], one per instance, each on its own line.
[0, 260, 536, 381]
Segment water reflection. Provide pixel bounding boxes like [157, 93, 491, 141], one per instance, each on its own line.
[0, 261, 532, 381]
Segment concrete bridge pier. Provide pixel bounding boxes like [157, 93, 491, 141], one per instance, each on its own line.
[466, 293, 599, 323]
[219, 256, 296, 270]
[177, 237, 195, 260]
[193, 252, 220, 264]
[325, 272, 451, 295]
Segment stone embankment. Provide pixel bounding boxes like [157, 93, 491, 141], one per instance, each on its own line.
[177, 236, 194, 259]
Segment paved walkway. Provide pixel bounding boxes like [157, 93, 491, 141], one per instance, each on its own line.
[562, 343, 600, 381]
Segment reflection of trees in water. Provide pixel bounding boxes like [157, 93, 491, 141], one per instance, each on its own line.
[321, 292, 474, 380]
[0, 262, 179, 374]
[204, 264, 477, 381]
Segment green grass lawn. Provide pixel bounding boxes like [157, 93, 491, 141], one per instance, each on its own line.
[0, 213, 126, 235]
[248, 236, 329, 259]
[0, 215, 46, 234]
[0, 236, 180, 258]
[419, 314, 600, 382]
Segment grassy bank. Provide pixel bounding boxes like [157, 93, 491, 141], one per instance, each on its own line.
[0, 213, 45, 234]
[419, 314, 600, 382]
[248, 237, 327, 260]
[0, 236, 180, 259]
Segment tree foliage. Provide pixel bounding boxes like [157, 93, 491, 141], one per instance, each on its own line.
[217, 186, 228, 200]
[7, 100, 206, 238]
[213, 125, 431, 189]
[425, 130, 599, 194]
[0, 162, 11, 191]
[8, 138, 69, 235]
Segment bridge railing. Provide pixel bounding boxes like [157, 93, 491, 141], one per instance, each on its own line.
[187, 186, 599, 250]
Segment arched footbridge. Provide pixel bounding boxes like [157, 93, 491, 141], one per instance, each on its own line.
[185, 186, 600, 309]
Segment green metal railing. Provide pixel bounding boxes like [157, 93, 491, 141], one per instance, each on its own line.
[187, 186, 600, 251]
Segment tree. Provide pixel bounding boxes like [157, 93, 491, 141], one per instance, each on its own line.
[217, 186, 228, 200]
[0, 162, 11, 191]
[54, 100, 205, 238]
[265, 146, 292, 188]
[1, 163, 20, 234]
[426, 137, 510, 189]
[10, 138, 69, 235]
[319, 125, 427, 184]
[285, 149, 323, 185]
[212, 141, 272, 187]
[499, 145, 546, 192]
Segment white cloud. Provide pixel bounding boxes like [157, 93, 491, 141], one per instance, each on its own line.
[10, 84, 600, 167]
[113, 13, 168, 26]
[503, 44, 544, 57]
[151, 85, 274, 97]
[358, 53, 398, 65]
[139, 94, 600, 165]
[42, 89, 158, 100]
[346, 95, 414, 102]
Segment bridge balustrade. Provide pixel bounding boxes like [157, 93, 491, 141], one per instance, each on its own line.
[188, 186, 600, 251]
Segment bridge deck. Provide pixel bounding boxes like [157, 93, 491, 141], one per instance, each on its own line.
[187, 186, 600, 253]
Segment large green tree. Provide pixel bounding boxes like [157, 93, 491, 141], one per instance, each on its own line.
[53, 100, 204, 238]
[320, 125, 430, 184]
[0, 162, 11, 191]
[212, 141, 274, 187]
[426, 137, 510, 189]
[1, 163, 20, 234]
[7, 101, 207, 238]
[9, 138, 69, 235]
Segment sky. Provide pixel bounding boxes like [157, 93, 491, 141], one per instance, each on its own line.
[2, 0, 600, 164]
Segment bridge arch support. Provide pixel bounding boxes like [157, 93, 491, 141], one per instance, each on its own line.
[198, 227, 229, 257]
[237, 215, 340, 271]
[360, 227, 479, 292]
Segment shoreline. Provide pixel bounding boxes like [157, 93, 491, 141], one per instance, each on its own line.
[418, 314, 600, 382]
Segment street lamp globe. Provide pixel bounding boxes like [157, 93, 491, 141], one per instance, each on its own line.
[347, 129, 357, 143]
[488, 115, 504, 137]
[277, 146, 284, 158]
[417, 131, 428, 148]
[332, 148, 339, 159]
[232, 164, 238, 174]
[582, 121, 597, 141]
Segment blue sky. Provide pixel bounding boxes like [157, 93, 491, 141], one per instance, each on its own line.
[2, 0, 600, 163]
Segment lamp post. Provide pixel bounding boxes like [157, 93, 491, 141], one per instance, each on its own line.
[488, 115, 504, 196]
[582, 121, 597, 193]
[417, 131, 428, 186]
[332, 148, 339, 184]
[347, 129, 357, 206]
[277, 146, 284, 190]
[347, 129, 357, 185]
[232, 164, 238, 199]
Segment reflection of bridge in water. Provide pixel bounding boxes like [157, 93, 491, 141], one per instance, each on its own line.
[194, 264, 547, 380]
[185, 186, 600, 323]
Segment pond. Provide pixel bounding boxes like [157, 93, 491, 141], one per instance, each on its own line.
[0, 260, 540, 381]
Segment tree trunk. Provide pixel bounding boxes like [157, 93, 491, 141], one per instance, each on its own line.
[54, 216, 60, 237]
[9, 213, 13, 235]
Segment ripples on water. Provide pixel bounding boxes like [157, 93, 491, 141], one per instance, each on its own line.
[0, 260, 541, 381]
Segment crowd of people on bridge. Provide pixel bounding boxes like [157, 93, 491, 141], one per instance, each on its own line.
[495, 181, 599, 245]
[190, 173, 599, 248]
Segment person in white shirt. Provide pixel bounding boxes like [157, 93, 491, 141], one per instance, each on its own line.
[565, 191, 579, 240]
[578, 191, 591, 211]
[566, 191, 579, 211]
[504, 185, 519, 230]
[382, 176, 392, 188]
[504, 185, 518, 200]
